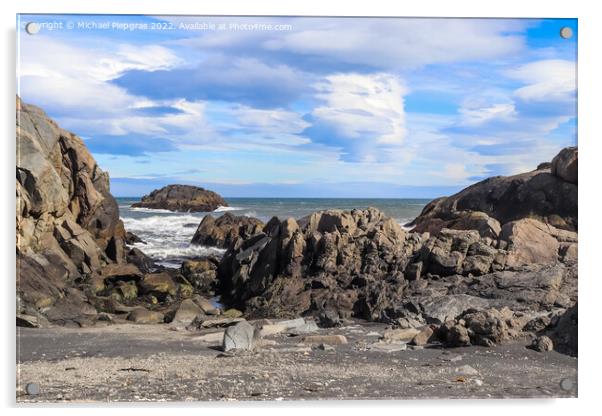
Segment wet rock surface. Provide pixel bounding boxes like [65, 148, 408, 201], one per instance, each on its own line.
[131, 184, 227, 213]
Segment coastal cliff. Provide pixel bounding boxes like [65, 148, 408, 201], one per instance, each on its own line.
[16, 98, 205, 327]
[17, 97, 128, 326]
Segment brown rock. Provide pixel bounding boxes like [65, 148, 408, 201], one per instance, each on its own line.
[501, 219, 560, 266]
[217, 208, 407, 320]
[191, 213, 264, 248]
[383, 328, 420, 342]
[170, 299, 203, 324]
[439, 321, 471, 347]
[17, 98, 131, 325]
[408, 147, 578, 232]
[127, 308, 165, 324]
[139, 272, 178, 297]
[410, 326, 434, 346]
[530, 335, 554, 352]
[551, 146, 577, 184]
[131, 184, 227, 212]
[192, 295, 220, 315]
[101, 263, 143, 282]
[302, 335, 348, 345]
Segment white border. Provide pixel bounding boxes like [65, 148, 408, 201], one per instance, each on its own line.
[2, 0, 601, 414]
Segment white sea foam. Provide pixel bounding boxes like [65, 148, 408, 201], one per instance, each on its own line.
[121, 213, 224, 267]
[397, 218, 414, 231]
[129, 242, 224, 262]
[129, 207, 175, 214]
[122, 214, 203, 236]
[213, 206, 243, 212]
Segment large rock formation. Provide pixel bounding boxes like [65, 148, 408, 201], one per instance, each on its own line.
[17, 97, 129, 325]
[211, 147, 578, 354]
[131, 184, 227, 212]
[191, 213, 264, 248]
[15, 98, 207, 327]
[217, 208, 411, 320]
[408, 147, 578, 234]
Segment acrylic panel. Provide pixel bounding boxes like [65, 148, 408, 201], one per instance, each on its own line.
[16, 15, 578, 402]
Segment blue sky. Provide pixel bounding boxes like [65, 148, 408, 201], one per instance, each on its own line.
[17, 15, 577, 197]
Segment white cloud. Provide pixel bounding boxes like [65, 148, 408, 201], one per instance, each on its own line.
[459, 103, 517, 126]
[18, 35, 181, 117]
[505, 59, 576, 103]
[174, 17, 527, 70]
[262, 18, 526, 69]
[20, 36, 181, 81]
[312, 73, 408, 148]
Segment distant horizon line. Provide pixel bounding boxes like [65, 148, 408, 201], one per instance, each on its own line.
[114, 196, 437, 200]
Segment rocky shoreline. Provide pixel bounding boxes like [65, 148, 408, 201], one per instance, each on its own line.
[16, 97, 578, 401]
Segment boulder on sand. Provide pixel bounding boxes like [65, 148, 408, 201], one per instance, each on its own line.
[222, 320, 259, 352]
[127, 308, 165, 324]
[169, 299, 203, 324]
[131, 184, 227, 213]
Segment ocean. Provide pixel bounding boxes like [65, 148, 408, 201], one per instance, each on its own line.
[117, 197, 430, 268]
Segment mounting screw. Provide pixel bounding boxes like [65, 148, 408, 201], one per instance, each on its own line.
[560, 27, 573, 39]
[25, 22, 41, 35]
[559, 377, 575, 391]
[25, 382, 40, 396]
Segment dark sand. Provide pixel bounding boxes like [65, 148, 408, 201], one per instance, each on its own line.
[16, 322, 577, 402]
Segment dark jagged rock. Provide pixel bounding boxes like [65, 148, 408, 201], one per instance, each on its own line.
[408, 147, 578, 234]
[126, 247, 157, 274]
[181, 257, 220, 293]
[548, 304, 577, 356]
[125, 231, 145, 245]
[131, 184, 227, 212]
[217, 208, 409, 320]
[191, 213, 264, 248]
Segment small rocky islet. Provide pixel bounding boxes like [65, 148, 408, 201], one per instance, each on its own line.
[16, 97, 578, 401]
[131, 184, 228, 212]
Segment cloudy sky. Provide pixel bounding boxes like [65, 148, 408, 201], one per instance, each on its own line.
[17, 15, 577, 197]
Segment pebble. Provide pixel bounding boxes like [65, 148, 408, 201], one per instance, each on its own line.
[455, 365, 479, 376]
[317, 343, 335, 352]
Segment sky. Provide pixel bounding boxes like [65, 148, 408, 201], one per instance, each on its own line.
[17, 15, 577, 197]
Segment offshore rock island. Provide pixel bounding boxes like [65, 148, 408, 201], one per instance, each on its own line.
[16, 98, 577, 401]
[131, 184, 228, 213]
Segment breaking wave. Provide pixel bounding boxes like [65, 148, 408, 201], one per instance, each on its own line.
[128, 207, 175, 214]
[121, 214, 224, 268]
[213, 206, 243, 212]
